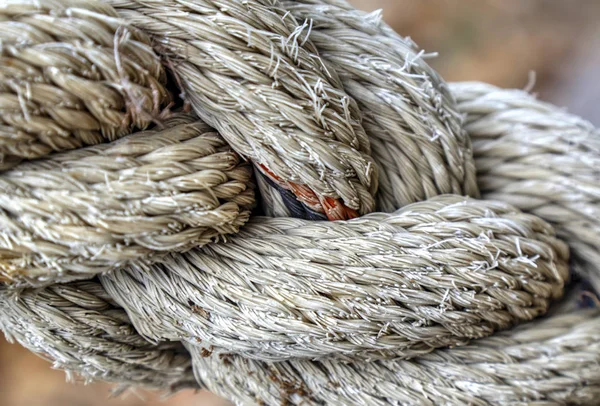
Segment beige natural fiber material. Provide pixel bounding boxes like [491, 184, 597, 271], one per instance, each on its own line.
[107, 0, 479, 219]
[101, 195, 568, 361]
[0, 0, 171, 170]
[108, 0, 378, 218]
[0, 279, 198, 390]
[451, 82, 600, 292]
[0, 0, 598, 404]
[1, 275, 598, 405]
[190, 306, 600, 406]
[281, 0, 479, 211]
[0, 113, 255, 286]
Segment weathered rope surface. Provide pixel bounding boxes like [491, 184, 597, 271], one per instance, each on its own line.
[0, 278, 197, 390]
[0, 0, 172, 170]
[1, 278, 598, 405]
[107, 0, 479, 219]
[452, 82, 600, 292]
[109, 0, 378, 219]
[280, 0, 479, 212]
[0, 0, 598, 405]
[0, 113, 255, 285]
[190, 307, 600, 406]
[101, 195, 568, 361]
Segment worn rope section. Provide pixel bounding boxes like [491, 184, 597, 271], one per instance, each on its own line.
[101, 195, 568, 361]
[0, 0, 172, 170]
[107, 0, 481, 219]
[451, 82, 600, 292]
[107, 0, 378, 220]
[0, 113, 255, 285]
[1, 277, 598, 405]
[0, 278, 197, 391]
[0, 0, 597, 404]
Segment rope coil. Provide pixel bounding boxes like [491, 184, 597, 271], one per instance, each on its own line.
[101, 195, 568, 361]
[0, 0, 598, 405]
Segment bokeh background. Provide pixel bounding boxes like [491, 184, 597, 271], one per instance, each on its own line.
[2, 1, 599, 405]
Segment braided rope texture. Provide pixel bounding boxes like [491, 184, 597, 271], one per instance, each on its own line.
[107, 0, 480, 219]
[0, 0, 171, 169]
[0, 113, 255, 285]
[0, 0, 597, 404]
[101, 195, 568, 361]
[280, 0, 479, 211]
[191, 307, 600, 406]
[451, 82, 600, 292]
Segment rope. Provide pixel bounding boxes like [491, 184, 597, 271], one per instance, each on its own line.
[0, 113, 255, 285]
[452, 82, 600, 292]
[101, 195, 568, 361]
[106, 0, 479, 219]
[0, 0, 598, 405]
[2, 278, 598, 404]
[0, 0, 171, 170]
[0, 278, 197, 391]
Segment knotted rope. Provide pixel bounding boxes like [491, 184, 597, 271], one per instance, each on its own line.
[454, 82, 600, 292]
[0, 0, 599, 405]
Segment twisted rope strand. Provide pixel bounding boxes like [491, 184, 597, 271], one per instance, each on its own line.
[0, 113, 255, 285]
[108, 0, 379, 218]
[1, 277, 597, 405]
[0, 0, 597, 404]
[101, 195, 568, 361]
[452, 82, 600, 291]
[0, 0, 171, 169]
[190, 307, 600, 406]
[0, 278, 197, 390]
[281, 0, 479, 211]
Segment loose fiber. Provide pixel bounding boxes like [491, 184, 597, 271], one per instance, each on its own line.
[1, 274, 597, 405]
[0, 113, 255, 285]
[452, 82, 600, 291]
[0, 279, 197, 390]
[190, 307, 600, 406]
[101, 195, 568, 361]
[108, 0, 378, 218]
[0, 0, 598, 404]
[0, 0, 171, 169]
[281, 0, 479, 211]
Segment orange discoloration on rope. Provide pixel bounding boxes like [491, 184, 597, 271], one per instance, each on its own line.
[258, 164, 359, 221]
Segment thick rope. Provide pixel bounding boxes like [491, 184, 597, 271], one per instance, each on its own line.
[0, 0, 171, 170]
[0, 0, 598, 404]
[280, 0, 479, 211]
[0, 113, 255, 285]
[106, 0, 480, 219]
[451, 82, 600, 292]
[101, 195, 568, 361]
[107, 0, 378, 219]
[190, 307, 600, 406]
[1, 278, 597, 405]
[0, 278, 197, 391]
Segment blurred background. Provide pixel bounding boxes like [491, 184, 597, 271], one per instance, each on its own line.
[1, 1, 599, 405]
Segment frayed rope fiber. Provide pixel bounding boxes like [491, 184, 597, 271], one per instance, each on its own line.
[101, 195, 569, 361]
[107, 0, 479, 220]
[0, 0, 599, 405]
[0, 0, 172, 170]
[453, 82, 600, 293]
[0, 113, 255, 285]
